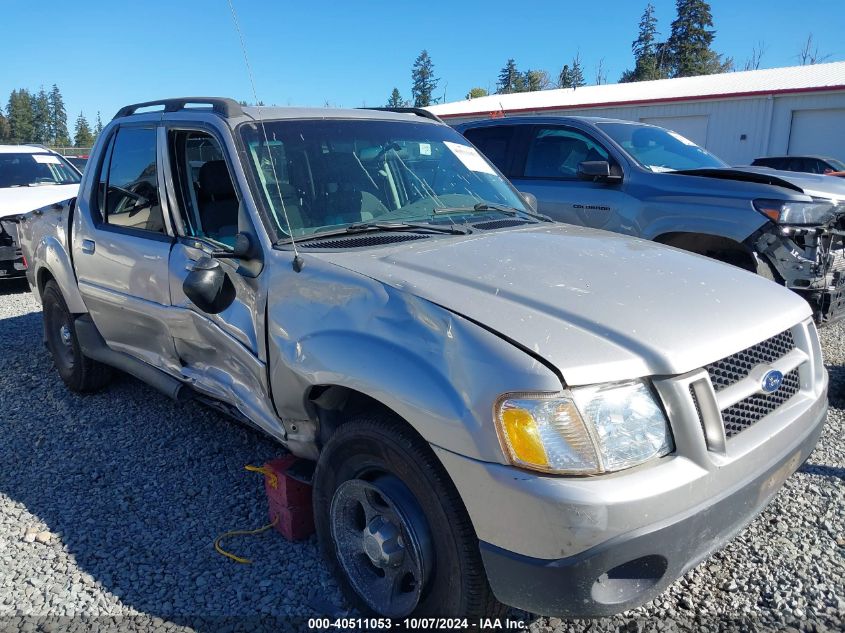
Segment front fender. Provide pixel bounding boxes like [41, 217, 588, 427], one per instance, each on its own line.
[266, 258, 561, 462]
[33, 235, 87, 313]
[639, 200, 767, 244]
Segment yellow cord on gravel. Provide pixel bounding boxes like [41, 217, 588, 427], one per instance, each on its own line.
[214, 516, 278, 564]
[214, 464, 280, 564]
[244, 463, 279, 489]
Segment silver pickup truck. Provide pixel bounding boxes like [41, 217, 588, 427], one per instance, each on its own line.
[19, 98, 828, 620]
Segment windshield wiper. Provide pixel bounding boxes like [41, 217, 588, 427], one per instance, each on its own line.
[347, 221, 469, 235]
[435, 202, 553, 222]
[276, 221, 468, 245]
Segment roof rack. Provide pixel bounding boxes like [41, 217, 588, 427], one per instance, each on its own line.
[360, 107, 443, 124]
[113, 97, 244, 120]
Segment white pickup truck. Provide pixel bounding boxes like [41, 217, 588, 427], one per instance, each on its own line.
[18, 98, 828, 620]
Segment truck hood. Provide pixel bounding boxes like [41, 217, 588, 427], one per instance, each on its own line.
[314, 224, 811, 386]
[0, 184, 79, 219]
[677, 167, 845, 202]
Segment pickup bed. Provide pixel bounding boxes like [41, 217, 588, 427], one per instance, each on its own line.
[19, 98, 828, 620]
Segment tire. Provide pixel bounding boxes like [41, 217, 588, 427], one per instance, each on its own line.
[42, 280, 112, 393]
[313, 413, 504, 620]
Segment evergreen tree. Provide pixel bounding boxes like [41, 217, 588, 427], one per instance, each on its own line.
[0, 107, 10, 143]
[621, 3, 669, 82]
[570, 54, 586, 88]
[387, 88, 406, 108]
[558, 64, 573, 89]
[93, 112, 104, 138]
[497, 59, 524, 94]
[465, 87, 488, 100]
[48, 84, 70, 146]
[411, 50, 438, 107]
[666, 0, 731, 77]
[523, 70, 550, 92]
[74, 112, 94, 147]
[31, 88, 51, 144]
[7, 89, 34, 144]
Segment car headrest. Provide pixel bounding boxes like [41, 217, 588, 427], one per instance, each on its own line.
[198, 160, 235, 200]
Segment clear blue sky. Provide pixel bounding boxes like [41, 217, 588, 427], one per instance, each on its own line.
[1, 0, 841, 123]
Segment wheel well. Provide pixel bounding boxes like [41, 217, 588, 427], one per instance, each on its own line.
[37, 268, 56, 297]
[654, 232, 756, 272]
[307, 385, 405, 447]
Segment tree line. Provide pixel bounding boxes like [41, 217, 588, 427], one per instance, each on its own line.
[388, 0, 832, 107]
[0, 85, 103, 148]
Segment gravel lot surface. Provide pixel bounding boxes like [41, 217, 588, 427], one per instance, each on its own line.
[0, 279, 842, 632]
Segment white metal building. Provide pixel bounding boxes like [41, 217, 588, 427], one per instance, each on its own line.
[428, 62, 845, 165]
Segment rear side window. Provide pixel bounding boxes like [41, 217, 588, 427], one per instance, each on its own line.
[99, 127, 166, 234]
[461, 126, 516, 175]
[524, 127, 609, 179]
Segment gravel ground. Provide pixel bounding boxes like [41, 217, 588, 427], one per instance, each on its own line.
[0, 279, 842, 632]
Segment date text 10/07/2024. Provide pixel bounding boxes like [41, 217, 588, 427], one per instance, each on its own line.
[307, 617, 528, 630]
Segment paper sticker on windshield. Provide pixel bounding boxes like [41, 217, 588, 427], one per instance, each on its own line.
[33, 154, 61, 164]
[667, 130, 697, 146]
[444, 141, 496, 174]
[419, 143, 431, 156]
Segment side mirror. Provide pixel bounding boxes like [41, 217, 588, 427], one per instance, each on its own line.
[232, 232, 258, 259]
[182, 256, 236, 314]
[577, 160, 622, 183]
[212, 231, 264, 278]
[519, 191, 538, 212]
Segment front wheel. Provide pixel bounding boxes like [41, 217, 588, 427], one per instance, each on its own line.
[313, 413, 504, 619]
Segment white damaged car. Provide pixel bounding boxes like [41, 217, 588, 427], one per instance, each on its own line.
[0, 145, 80, 279]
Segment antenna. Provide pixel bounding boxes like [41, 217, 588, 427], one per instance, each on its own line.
[226, 0, 304, 272]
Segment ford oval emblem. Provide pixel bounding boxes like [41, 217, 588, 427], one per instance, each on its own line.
[761, 369, 784, 393]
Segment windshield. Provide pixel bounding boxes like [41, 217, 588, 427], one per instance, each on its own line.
[597, 122, 727, 172]
[827, 158, 845, 172]
[239, 118, 528, 238]
[0, 152, 81, 189]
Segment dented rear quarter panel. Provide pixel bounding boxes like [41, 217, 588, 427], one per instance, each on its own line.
[263, 250, 562, 463]
[19, 200, 87, 313]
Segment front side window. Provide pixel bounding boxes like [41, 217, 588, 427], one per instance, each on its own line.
[598, 122, 726, 172]
[100, 127, 166, 234]
[168, 130, 240, 247]
[523, 127, 610, 179]
[0, 152, 81, 189]
[239, 119, 527, 238]
[825, 158, 845, 172]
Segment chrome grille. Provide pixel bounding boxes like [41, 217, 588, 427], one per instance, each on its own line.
[705, 330, 795, 392]
[721, 368, 801, 438]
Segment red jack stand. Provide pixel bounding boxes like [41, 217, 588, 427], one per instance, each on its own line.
[261, 455, 315, 541]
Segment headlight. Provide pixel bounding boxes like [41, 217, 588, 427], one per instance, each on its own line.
[494, 381, 673, 475]
[753, 198, 837, 225]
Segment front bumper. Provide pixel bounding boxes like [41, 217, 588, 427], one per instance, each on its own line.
[754, 225, 845, 324]
[476, 400, 825, 616]
[433, 327, 827, 617]
[0, 217, 26, 279]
